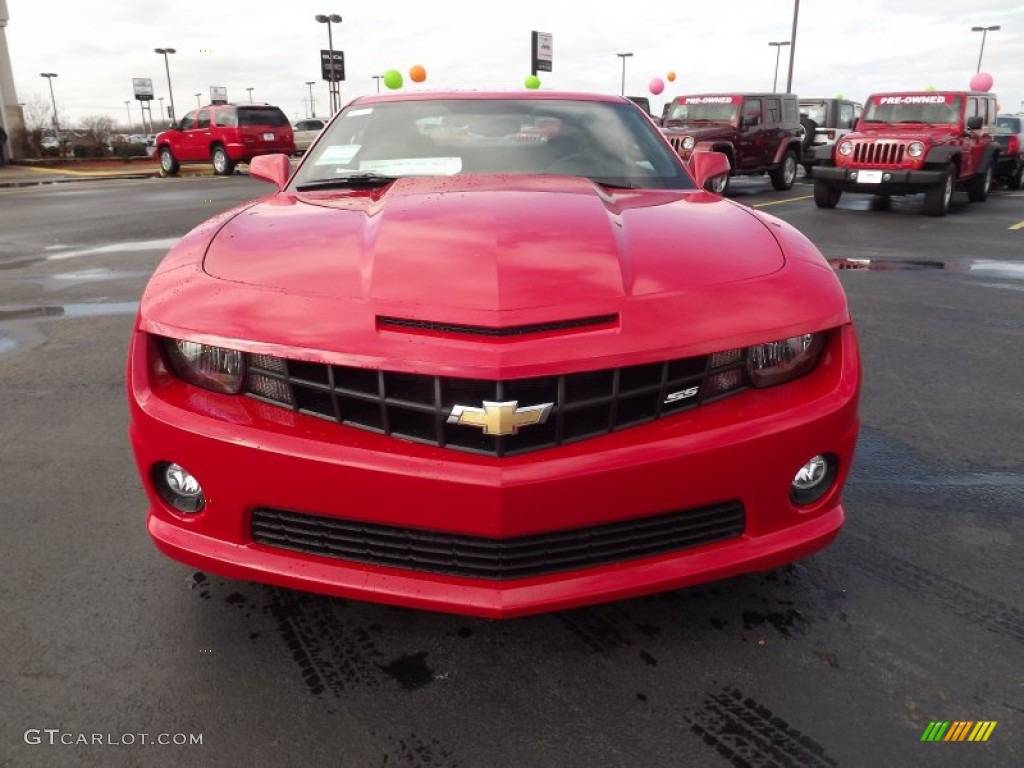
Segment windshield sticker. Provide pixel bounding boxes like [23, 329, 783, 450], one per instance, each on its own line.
[876, 95, 952, 105]
[315, 145, 361, 165]
[682, 96, 737, 104]
[347, 108, 374, 117]
[358, 157, 463, 175]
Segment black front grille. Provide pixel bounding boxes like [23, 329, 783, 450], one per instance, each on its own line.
[251, 502, 746, 580]
[377, 314, 618, 338]
[244, 350, 747, 457]
[852, 141, 906, 165]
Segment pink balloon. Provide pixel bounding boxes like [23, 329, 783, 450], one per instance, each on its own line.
[970, 72, 994, 92]
[649, 77, 665, 96]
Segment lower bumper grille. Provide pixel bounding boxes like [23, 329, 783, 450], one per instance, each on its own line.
[251, 502, 746, 581]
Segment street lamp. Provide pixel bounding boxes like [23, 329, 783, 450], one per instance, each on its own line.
[315, 14, 342, 112]
[769, 41, 791, 92]
[305, 81, 316, 117]
[154, 48, 177, 123]
[246, 87, 254, 103]
[971, 25, 1000, 73]
[372, 75, 382, 94]
[615, 53, 633, 97]
[194, 92, 201, 108]
[785, 0, 800, 93]
[158, 96, 165, 122]
[40, 72, 60, 138]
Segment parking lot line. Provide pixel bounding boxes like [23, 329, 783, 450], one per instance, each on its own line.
[1009, 220, 1024, 231]
[751, 195, 813, 208]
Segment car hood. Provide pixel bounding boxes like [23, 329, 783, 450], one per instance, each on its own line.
[849, 125, 961, 142]
[202, 175, 782, 310]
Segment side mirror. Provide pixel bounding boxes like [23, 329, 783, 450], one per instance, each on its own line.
[249, 154, 292, 192]
[690, 150, 731, 192]
[743, 116, 761, 129]
[966, 116, 983, 131]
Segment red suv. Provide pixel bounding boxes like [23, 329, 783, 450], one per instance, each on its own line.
[156, 104, 295, 176]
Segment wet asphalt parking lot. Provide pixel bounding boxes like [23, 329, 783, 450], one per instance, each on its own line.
[1, 172, 1022, 767]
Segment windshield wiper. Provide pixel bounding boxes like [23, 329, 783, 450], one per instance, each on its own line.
[295, 172, 398, 191]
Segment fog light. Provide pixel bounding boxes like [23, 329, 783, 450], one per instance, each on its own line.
[849, 171, 858, 181]
[790, 454, 837, 506]
[156, 462, 205, 514]
[882, 172, 892, 182]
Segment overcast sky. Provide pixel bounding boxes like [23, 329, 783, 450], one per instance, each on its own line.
[6, 0, 1024, 128]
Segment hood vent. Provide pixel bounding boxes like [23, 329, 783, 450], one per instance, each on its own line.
[377, 314, 618, 338]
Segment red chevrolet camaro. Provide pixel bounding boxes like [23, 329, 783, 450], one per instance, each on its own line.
[127, 91, 860, 618]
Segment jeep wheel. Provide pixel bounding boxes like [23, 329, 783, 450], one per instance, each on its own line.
[212, 145, 235, 176]
[923, 164, 954, 217]
[158, 147, 179, 177]
[967, 162, 992, 202]
[708, 170, 730, 195]
[770, 151, 798, 190]
[1006, 162, 1022, 191]
[813, 180, 841, 209]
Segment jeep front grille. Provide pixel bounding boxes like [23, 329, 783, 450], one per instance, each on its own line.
[852, 141, 907, 166]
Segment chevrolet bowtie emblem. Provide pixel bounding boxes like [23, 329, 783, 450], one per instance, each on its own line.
[447, 400, 553, 436]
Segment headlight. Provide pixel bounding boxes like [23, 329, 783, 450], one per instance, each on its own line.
[747, 333, 825, 388]
[837, 141, 853, 156]
[682, 136, 695, 150]
[907, 141, 925, 158]
[163, 338, 246, 394]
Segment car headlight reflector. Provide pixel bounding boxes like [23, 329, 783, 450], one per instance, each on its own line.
[747, 333, 825, 388]
[907, 141, 925, 158]
[682, 135, 695, 151]
[164, 338, 246, 394]
[837, 141, 853, 156]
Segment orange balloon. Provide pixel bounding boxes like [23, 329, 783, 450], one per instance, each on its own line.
[667, 71, 676, 82]
[409, 65, 427, 83]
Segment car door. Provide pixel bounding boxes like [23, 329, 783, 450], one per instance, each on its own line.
[193, 109, 212, 160]
[736, 98, 764, 170]
[176, 111, 199, 160]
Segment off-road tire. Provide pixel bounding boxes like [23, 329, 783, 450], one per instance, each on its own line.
[813, 180, 841, 208]
[770, 150, 798, 191]
[923, 163, 955, 217]
[967, 162, 992, 202]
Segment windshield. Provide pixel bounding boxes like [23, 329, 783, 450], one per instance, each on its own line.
[994, 117, 1021, 135]
[238, 107, 290, 127]
[666, 99, 739, 123]
[862, 96, 962, 125]
[291, 98, 694, 191]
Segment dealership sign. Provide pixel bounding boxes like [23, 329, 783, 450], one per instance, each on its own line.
[132, 78, 154, 101]
[531, 31, 552, 74]
[321, 50, 346, 81]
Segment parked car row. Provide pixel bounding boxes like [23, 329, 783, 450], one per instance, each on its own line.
[658, 88, 1019, 217]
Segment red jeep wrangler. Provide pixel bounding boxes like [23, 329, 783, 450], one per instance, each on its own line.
[661, 93, 803, 194]
[811, 91, 1000, 216]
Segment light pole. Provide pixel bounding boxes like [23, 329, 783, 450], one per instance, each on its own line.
[158, 97, 165, 123]
[785, 0, 800, 93]
[315, 14, 342, 113]
[615, 52, 633, 97]
[769, 41, 791, 92]
[124, 100, 132, 132]
[40, 72, 60, 138]
[971, 25, 1000, 72]
[154, 48, 177, 123]
[246, 87, 254, 103]
[195, 92, 201, 108]
[372, 75, 382, 94]
[305, 81, 316, 117]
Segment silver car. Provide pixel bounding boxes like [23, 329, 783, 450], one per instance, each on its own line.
[292, 118, 326, 155]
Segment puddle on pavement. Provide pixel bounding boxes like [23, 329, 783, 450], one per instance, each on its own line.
[0, 301, 138, 322]
[828, 258, 1024, 279]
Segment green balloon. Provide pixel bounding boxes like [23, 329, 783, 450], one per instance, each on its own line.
[525, 75, 541, 90]
[383, 69, 403, 90]
[925, 85, 936, 92]
[835, 93, 844, 100]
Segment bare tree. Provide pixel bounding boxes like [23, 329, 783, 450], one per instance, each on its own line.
[79, 115, 116, 150]
[21, 94, 51, 156]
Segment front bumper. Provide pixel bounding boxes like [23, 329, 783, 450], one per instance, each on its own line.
[812, 165, 946, 194]
[129, 327, 860, 618]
